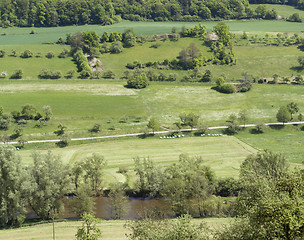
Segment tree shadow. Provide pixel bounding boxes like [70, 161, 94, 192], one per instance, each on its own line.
[290, 66, 303, 73]
[250, 129, 263, 134]
[54, 130, 64, 136]
[56, 141, 68, 148]
[269, 125, 285, 130]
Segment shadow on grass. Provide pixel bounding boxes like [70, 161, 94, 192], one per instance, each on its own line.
[269, 125, 285, 130]
[250, 129, 263, 134]
[290, 66, 304, 73]
[56, 141, 68, 148]
[54, 130, 64, 136]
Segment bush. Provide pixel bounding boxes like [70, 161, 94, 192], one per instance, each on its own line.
[10, 69, 23, 79]
[102, 70, 115, 79]
[65, 70, 75, 79]
[218, 84, 235, 94]
[110, 41, 123, 53]
[20, 50, 33, 58]
[80, 70, 91, 79]
[38, 69, 62, 79]
[0, 50, 5, 57]
[127, 73, 149, 89]
[58, 49, 69, 58]
[46, 51, 55, 59]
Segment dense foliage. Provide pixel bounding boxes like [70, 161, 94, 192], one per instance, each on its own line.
[0, 0, 279, 28]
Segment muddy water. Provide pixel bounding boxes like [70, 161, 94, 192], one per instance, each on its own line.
[28, 197, 169, 219]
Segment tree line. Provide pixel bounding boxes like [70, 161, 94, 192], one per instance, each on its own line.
[0, 0, 284, 28]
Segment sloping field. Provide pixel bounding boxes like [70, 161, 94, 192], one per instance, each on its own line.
[18, 136, 257, 181]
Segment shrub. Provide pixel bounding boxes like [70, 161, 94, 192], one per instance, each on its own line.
[20, 50, 33, 58]
[218, 84, 236, 94]
[0, 50, 5, 57]
[102, 70, 115, 79]
[80, 70, 91, 79]
[46, 51, 55, 59]
[65, 70, 75, 79]
[110, 41, 123, 53]
[58, 49, 69, 58]
[38, 69, 62, 79]
[30, 29, 36, 34]
[10, 69, 23, 79]
[127, 72, 149, 89]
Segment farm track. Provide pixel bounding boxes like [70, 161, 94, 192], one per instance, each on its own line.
[3, 121, 303, 145]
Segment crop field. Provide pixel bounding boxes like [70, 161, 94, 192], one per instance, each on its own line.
[0, 217, 230, 240]
[1, 19, 304, 45]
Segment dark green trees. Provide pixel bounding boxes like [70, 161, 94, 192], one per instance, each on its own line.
[0, 146, 29, 226]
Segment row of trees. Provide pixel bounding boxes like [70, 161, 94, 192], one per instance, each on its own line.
[128, 150, 304, 239]
[0, 0, 283, 28]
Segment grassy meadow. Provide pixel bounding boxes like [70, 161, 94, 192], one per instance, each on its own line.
[0, 82, 304, 139]
[17, 135, 257, 183]
[250, 3, 304, 19]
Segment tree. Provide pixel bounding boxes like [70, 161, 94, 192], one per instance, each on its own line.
[79, 153, 107, 193]
[221, 151, 304, 240]
[255, 5, 268, 18]
[226, 114, 240, 134]
[69, 184, 95, 217]
[133, 157, 163, 197]
[161, 154, 214, 216]
[0, 145, 29, 226]
[147, 117, 160, 134]
[122, 28, 136, 48]
[201, 70, 212, 82]
[276, 106, 291, 125]
[108, 183, 129, 219]
[179, 112, 200, 129]
[110, 41, 123, 53]
[213, 22, 230, 46]
[10, 69, 23, 79]
[288, 13, 302, 22]
[255, 122, 266, 134]
[127, 72, 149, 89]
[126, 214, 210, 240]
[238, 109, 249, 127]
[286, 102, 299, 120]
[29, 151, 72, 219]
[43, 105, 52, 120]
[75, 213, 102, 240]
[298, 56, 304, 69]
[21, 104, 37, 120]
[216, 77, 225, 86]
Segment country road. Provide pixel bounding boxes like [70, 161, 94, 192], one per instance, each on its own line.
[2, 121, 304, 145]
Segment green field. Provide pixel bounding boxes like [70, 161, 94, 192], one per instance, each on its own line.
[0, 45, 75, 78]
[250, 4, 304, 19]
[1, 20, 304, 45]
[17, 135, 257, 182]
[0, 82, 304, 139]
[237, 126, 304, 165]
[0, 217, 230, 240]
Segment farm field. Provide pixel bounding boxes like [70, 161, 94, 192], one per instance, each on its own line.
[1, 19, 304, 45]
[0, 217, 231, 240]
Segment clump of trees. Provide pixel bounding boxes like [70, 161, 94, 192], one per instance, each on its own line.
[126, 72, 149, 89]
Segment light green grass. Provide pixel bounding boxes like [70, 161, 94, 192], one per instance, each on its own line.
[17, 136, 257, 180]
[1, 20, 304, 45]
[250, 3, 304, 19]
[236, 126, 304, 166]
[0, 82, 304, 138]
[0, 217, 231, 240]
[0, 45, 75, 78]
